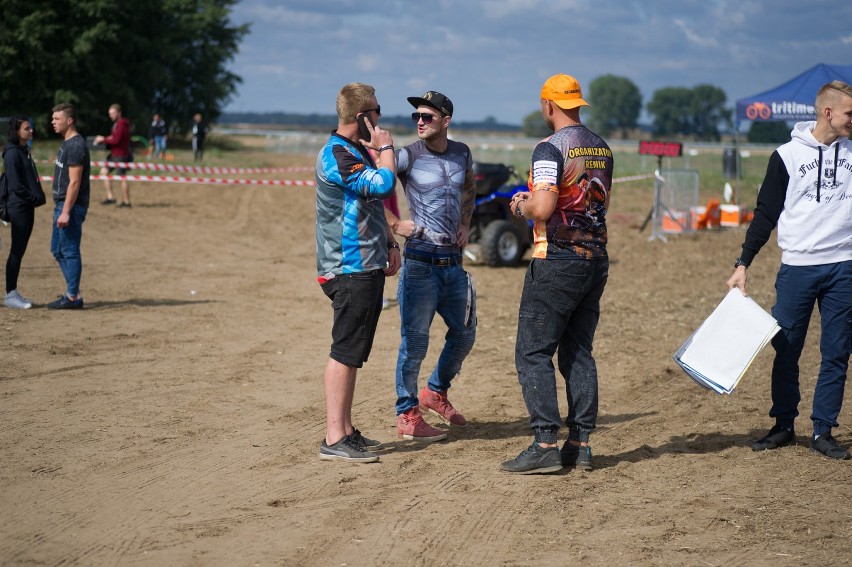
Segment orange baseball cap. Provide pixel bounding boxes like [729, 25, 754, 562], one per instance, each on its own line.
[540, 74, 590, 109]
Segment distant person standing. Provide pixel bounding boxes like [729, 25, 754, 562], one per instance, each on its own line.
[3, 115, 46, 309]
[728, 80, 852, 460]
[149, 113, 168, 160]
[48, 103, 91, 310]
[192, 113, 207, 162]
[501, 74, 614, 474]
[94, 103, 132, 207]
[386, 90, 477, 442]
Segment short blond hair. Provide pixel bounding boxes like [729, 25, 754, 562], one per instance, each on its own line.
[109, 103, 122, 114]
[336, 83, 376, 123]
[816, 80, 852, 113]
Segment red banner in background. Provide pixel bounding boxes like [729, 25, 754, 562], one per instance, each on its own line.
[638, 140, 683, 157]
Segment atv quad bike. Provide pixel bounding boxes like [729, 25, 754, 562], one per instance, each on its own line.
[467, 162, 533, 266]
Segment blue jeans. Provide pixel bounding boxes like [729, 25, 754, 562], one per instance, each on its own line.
[154, 135, 167, 156]
[395, 259, 476, 415]
[50, 202, 87, 297]
[768, 261, 851, 437]
[515, 257, 609, 445]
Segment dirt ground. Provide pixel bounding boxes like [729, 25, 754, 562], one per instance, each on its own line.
[1, 149, 850, 567]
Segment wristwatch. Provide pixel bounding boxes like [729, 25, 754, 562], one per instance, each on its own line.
[514, 202, 525, 218]
[734, 257, 748, 269]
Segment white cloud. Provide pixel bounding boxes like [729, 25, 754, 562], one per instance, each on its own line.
[254, 64, 289, 77]
[356, 54, 379, 73]
[673, 18, 719, 48]
[224, 0, 852, 123]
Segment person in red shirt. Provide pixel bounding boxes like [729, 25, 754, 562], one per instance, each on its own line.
[94, 103, 133, 207]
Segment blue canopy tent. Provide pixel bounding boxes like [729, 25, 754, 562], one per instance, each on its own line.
[736, 63, 852, 123]
[731, 63, 852, 194]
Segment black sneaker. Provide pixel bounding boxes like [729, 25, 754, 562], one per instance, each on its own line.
[561, 442, 592, 470]
[810, 435, 851, 460]
[500, 443, 563, 474]
[751, 424, 795, 451]
[47, 295, 85, 310]
[319, 435, 380, 463]
[101, 198, 116, 205]
[350, 428, 383, 451]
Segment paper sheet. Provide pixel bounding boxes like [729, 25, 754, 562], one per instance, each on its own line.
[674, 288, 780, 394]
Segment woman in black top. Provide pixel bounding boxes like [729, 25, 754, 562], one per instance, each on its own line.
[3, 115, 46, 309]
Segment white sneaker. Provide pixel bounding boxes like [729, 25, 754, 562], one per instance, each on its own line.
[5, 290, 33, 309]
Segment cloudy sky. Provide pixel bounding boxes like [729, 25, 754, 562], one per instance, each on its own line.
[224, 0, 852, 125]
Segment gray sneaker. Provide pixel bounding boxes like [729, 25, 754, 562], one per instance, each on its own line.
[320, 435, 380, 463]
[500, 443, 563, 474]
[4, 290, 33, 309]
[350, 428, 383, 451]
[561, 442, 592, 470]
[47, 295, 84, 309]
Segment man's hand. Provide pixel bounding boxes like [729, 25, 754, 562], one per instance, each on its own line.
[56, 211, 70, 228]
[457, 225, 469, 248]
[360, 120, 393, 152]
[385, 247, 401, 276]
[393, 219, 416, 238]
[726, 266, 748, 296]
[510, 191, 531, 217]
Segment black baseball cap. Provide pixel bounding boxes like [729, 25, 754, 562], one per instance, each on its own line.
[407, 91, 453, 117]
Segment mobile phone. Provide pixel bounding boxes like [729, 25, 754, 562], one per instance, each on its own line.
[357, 112, 375, 143]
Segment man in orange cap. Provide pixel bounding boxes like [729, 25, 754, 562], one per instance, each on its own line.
[501, 74, 614, 474]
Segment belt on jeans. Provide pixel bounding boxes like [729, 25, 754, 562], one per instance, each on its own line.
[403, 251, 463, 266]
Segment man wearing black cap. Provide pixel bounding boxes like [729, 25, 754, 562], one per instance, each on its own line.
[386, 91, 478, 442]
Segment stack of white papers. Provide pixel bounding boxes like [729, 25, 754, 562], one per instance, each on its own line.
[674, 288, 781, 394]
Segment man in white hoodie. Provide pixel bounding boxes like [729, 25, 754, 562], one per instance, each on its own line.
[727, 80, 852, 460]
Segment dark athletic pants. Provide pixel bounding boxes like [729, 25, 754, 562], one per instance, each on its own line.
[5, 205, 35, 293]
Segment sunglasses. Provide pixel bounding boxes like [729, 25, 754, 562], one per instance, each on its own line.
[362, 105, 381, 117]
[411, 112, 442, 124]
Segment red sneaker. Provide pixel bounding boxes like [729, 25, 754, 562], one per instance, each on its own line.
[419, 387, 467, 426]
[397, 408, 448, 442]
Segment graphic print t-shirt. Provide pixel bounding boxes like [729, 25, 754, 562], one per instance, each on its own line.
[528, 124, 613, 259]
[396, 139, 475, 256]
[52, 134, 91, 207]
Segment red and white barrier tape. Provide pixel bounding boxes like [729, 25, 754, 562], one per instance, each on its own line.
[613, 173, 655, 183]
[38, 160, 312, 175]
[36, 171, 653, 188]
[40, 175, 315, 186]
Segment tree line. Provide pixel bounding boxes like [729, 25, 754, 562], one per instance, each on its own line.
[1, 3, 785, 147]
[219, 112, 519, 132]
[0, 0, 248, 138]
[522, 74, 788, 143]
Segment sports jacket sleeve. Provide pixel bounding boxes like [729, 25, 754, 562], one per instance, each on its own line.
[739, 150, 787, 266]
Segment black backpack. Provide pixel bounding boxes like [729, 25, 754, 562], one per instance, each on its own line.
[0, 168, 9, 223]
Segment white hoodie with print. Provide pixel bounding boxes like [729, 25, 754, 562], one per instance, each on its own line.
[771, 121, 852, 266]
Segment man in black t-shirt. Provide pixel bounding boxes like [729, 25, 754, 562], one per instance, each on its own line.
[48, 103, 90, 309]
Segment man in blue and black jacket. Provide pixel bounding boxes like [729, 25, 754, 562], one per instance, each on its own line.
[314, 82, 400, 464]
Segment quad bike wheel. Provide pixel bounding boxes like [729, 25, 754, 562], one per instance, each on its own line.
[480, 220, 525, 266]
